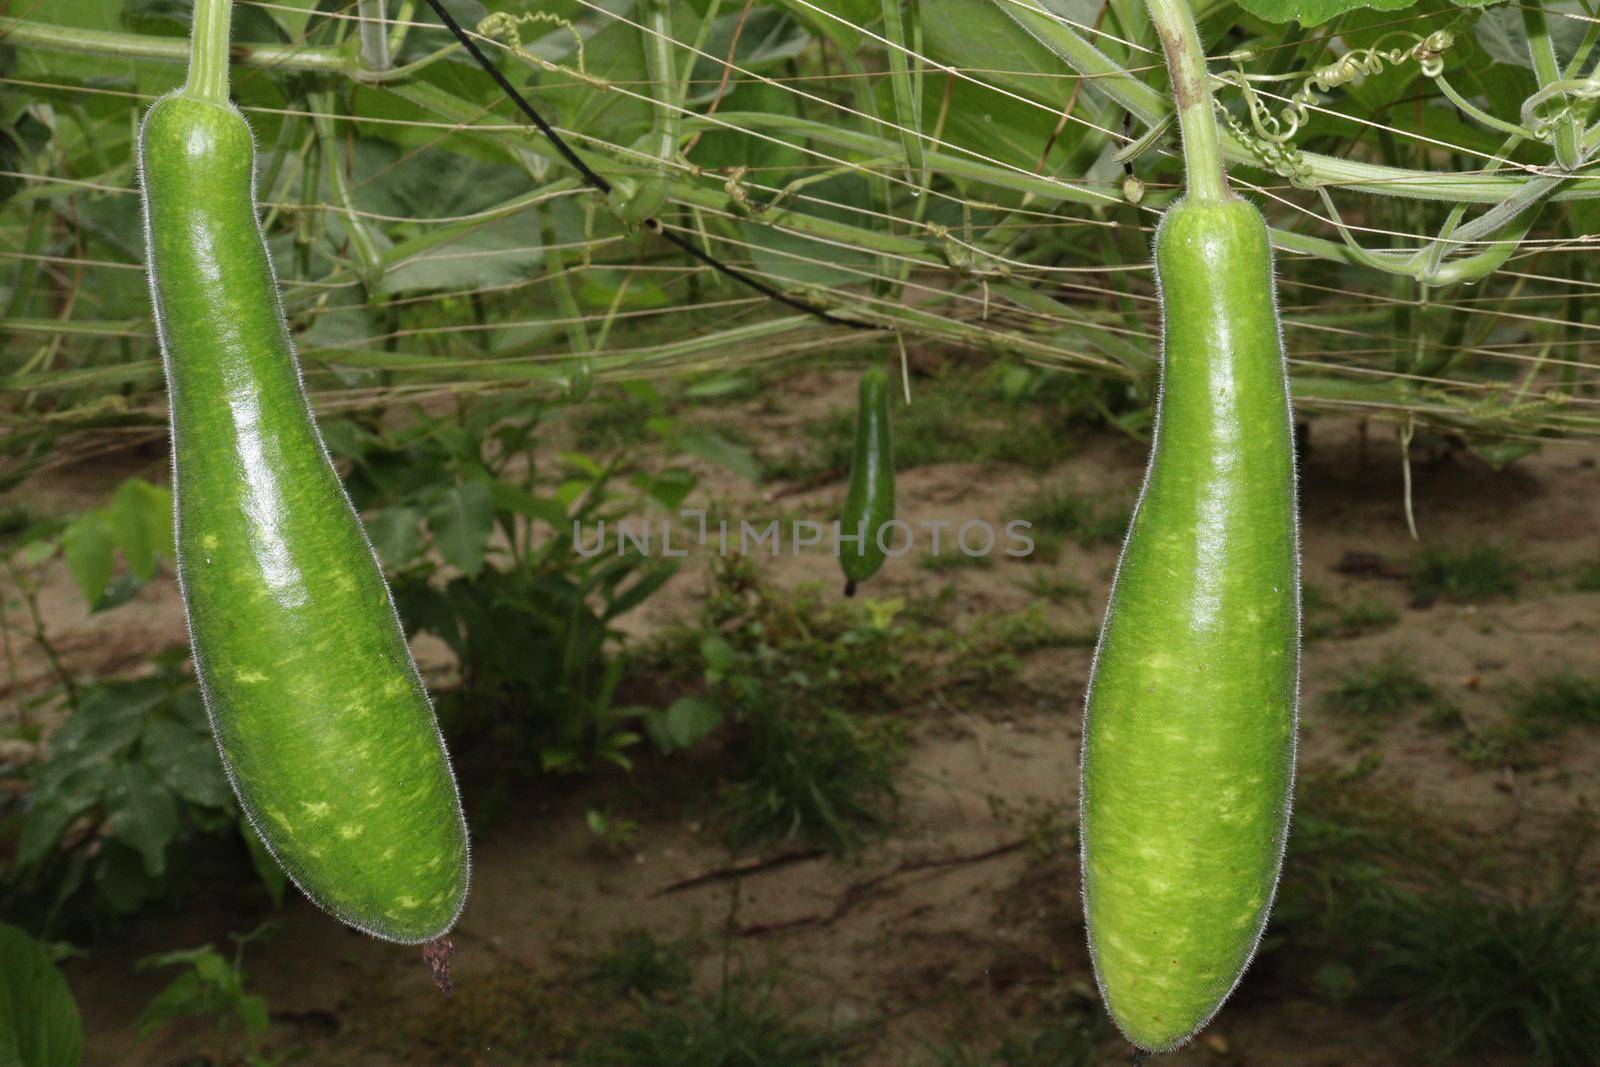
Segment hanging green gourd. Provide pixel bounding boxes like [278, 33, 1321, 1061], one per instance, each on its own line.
[138, 0, 469, 963]
[1078, 0, 1300, 1053]
[839, 367, 897, 596]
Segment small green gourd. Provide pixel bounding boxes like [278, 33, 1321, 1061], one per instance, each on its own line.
[839, 367, 896, 596]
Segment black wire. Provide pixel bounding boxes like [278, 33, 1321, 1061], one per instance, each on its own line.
[418, 0, 876, 332]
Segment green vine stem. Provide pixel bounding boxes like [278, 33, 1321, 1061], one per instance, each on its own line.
[309, 92, 385, 286]
[358, 0, 392, 73]
[1521, 0, 1582, 170]
[183, 0, 233, 103]
[879, 0, 927, 185]
[9, 8, 1600, 202]
[991, 0, 1600, 202]
[1143, 0, 1228, 201]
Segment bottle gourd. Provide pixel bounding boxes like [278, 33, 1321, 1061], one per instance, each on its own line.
[138, 2, 469, 944]
[1080, 196, 1299, 1051]
[839, 367, 896, 596]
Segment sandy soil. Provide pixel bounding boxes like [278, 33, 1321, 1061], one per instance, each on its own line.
[9, 372, 1600, 1067]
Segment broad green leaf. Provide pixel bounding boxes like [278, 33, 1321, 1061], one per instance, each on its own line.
[0, 923, 84, 1067]
[133, 968, 204, 1041]
[380, 210, 547, 296]
[60, 511, 115, 610]
[94, 843, 166, 914]
[103, 763, 178, 877]
[139, 719, 230, 809]
[925, 0, 1085, 112]
[365, 506, 426, 568]
[15, 767, 103, 870]
[1234, 0, 1426, 27]
[487, 482, 571, 527]
[240, 818, 287, 908]
[1474, 2, 1587, 66]
[701, 634, 734, 681]
[647, 695, 725, 753]
[764, 0, 876, 52]
[604, 560, 682, 619]
[40, 682, 163, 775]
[109, 478, 172, 581]
[428, 480, 495, 578]
[675, 429, 761, 483]
[633, 467, 697, 511]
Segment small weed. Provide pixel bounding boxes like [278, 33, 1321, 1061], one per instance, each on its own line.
[1447, 722, 1541, 769]
[1365, 891, 1600, 1064]
[1020, 803, 1077, 865]
[1015, 570, 1087, 603]
[1013, 490, 1129, 562]
[920, 551, 995, 574]
[1574, 561, 1600, 592]
[926, 989, 1106, 1067]
[578, 973, 857, 1067]
[590, 928, 694, 1001]
[135, 927, 282, 1067]
[1508, 671, 1600, 735]
[1320, 652, 1437, 738]
[1442, 671, 1600, 768]
[585, 809, 641, 852]
[1303, 584, 1398, 641]
[1269, 776, 1600, 1065]
[1409, 543, 1519, 604]
[722, 706, 901, 854]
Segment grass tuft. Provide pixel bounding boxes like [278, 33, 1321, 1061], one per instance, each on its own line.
[1303, 583, 1399, 641]
[1013, 490, 1129, 562]
[578, 974, 858, 1067]
[1320, 652, 1440, 737]
[1508, 671, 1600, 735]
[590, 928, 694, 1001]
[722, 706, 901, 854]
[1409, 543, 1519, 604]
[1269, 777, 1600, 1065]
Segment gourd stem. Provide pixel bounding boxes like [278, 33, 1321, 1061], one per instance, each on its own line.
[184, 0, 234, 103]
[358, 0, 392, 72]
[1522, 0, 1582, 170]
[1142, 0, 1228, 202]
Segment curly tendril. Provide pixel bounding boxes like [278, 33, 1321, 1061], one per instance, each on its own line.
[1211, 26, 1460, 187]
[476, 11, 603, 87]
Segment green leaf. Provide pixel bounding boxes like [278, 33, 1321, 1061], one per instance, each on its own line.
[103, 763, 178, 878]
[1233, 0, 1421, 28]
[701, 635, 734, 682]
[60, 511, 115, 610]
[240, 818, 287, 908]
[487, 482, 570, 528]
[0, 923, 85, 1067]
[133, 967, 204, 1041]
[675, 429, 761, 483]
[139, 719, 230, 809]
[427, 481, 494, 578]
[604, 560, 682, 620]
[765, 0, 876, 53]
[15, 768, 102, 869]
[365, 506, 425, 568]
[109, 478, 172, 582]
[647, 696, 725, 754]
[40, 681, 162, 775]
[633, 468, 697, 511]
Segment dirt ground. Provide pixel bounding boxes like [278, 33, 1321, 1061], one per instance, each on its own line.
[12, 370, 1600, 1067]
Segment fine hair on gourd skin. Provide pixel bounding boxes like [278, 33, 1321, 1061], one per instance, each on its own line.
[136, 89, 471, 945]
[1077, 194, 1302, 1054]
